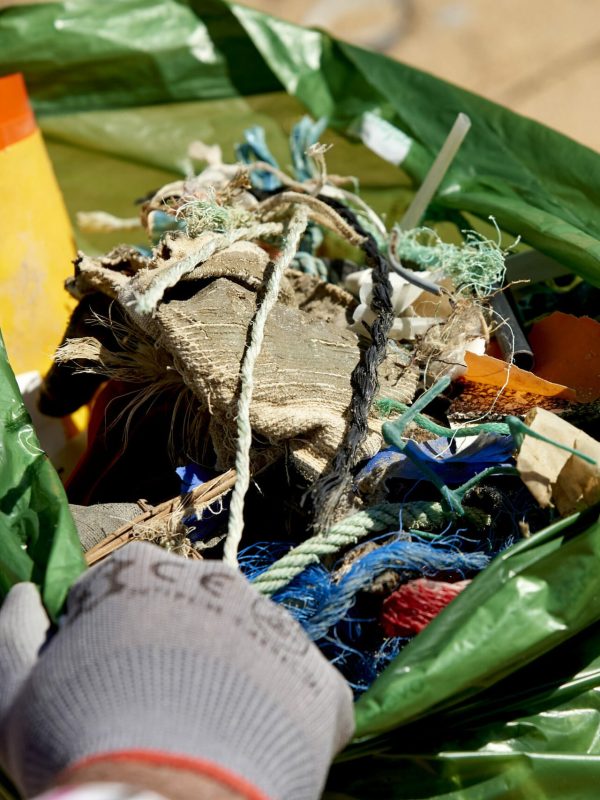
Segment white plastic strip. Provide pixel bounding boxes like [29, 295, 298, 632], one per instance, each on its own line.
[400, 112, 471, 231]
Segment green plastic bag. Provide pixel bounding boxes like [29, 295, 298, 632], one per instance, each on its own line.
[0, 332, 84, 619]
[328, 507, 600, 798]
[2, 2, 600, 797]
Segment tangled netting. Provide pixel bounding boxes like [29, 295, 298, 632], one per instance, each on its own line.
[392, 225, 507, 297]
[177, 198, 253, 236]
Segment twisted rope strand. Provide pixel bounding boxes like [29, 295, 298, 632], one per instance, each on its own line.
[122, 221, 284, 315]
[224, 206, 310, 568]
[257, 191, 366, 248]
[311, 198, 394, 530]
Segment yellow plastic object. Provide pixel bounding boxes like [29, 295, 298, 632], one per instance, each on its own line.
[0, 73, 76, 375]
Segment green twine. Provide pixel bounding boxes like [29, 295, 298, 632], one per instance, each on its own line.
[506, 416, 597, 465]
[381, 376, 452, 438]
[377, 397, 510, 437]
[178, 200, 253, 236]
[393, 225, 506, 297]
[381, 376, 466, 514]
[379, 378, 531, 514]
[454, 465, 519, 499]
[378, 402, 596, 467]
[408, 529, 438, 539]
[546, 275, 582, 294]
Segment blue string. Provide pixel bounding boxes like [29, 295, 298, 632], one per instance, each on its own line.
[320, 627, 407, 694]
[238, 540, 292, 580]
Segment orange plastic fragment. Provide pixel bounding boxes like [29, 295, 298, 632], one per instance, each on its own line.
[463, 352, 577, 401]
[528, 312, 600, 402]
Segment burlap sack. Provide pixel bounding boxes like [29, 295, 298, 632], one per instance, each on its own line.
[68, 239, 417, 478]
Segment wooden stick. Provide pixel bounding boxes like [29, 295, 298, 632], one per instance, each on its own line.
[85, 469, 237, 565]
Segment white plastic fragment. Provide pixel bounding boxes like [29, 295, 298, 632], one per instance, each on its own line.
[345, 268, 449, 342]
[76, 211, 141, 233]
[442, 335, 487, 380]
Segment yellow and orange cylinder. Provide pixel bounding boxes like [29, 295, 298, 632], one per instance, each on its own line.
[0, 72, 76, 375]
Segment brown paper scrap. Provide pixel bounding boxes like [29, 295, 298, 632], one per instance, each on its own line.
[516, 407, 600, 516]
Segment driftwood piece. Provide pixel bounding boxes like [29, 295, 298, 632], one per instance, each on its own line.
[85, 469, 236, 565]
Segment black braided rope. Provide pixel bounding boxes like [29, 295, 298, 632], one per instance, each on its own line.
[310, 197, 394, 531]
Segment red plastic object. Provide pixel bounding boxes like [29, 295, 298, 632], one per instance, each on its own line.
[381, 578, 470, 637]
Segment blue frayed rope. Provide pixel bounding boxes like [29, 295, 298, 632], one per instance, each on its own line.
[277, 536, 488, 640]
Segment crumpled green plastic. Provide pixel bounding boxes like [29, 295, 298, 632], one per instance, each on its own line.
[2, 2, 600, 797]
[0, 333, 85, 620]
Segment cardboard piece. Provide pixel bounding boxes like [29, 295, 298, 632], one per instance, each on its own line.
[516, 407, 600, 515]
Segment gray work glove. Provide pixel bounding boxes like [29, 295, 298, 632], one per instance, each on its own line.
[69, 503, 140, 551]
[0, 543, 354, 799]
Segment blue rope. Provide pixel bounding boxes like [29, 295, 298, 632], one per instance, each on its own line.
[277, 536, 488, 641]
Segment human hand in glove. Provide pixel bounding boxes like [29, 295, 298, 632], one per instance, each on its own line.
[0, 542, 354, 800]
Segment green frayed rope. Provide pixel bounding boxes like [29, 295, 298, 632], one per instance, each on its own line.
[177, 199, 253, 236]
[252, 500, 488, 596]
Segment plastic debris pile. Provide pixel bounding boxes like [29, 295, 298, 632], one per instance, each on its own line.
[43, 118, 600, 695]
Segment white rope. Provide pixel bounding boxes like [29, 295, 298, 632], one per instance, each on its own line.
[223, 206, 310, 568]
[121, 222, 283, 315]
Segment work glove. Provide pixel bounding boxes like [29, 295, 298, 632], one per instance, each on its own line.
[0, 542, 354, 799]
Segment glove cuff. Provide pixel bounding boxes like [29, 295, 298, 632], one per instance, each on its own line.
[59, 751, 272, 800]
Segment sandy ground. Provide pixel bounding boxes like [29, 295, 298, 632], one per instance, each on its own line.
[244, 0, 600, 153]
